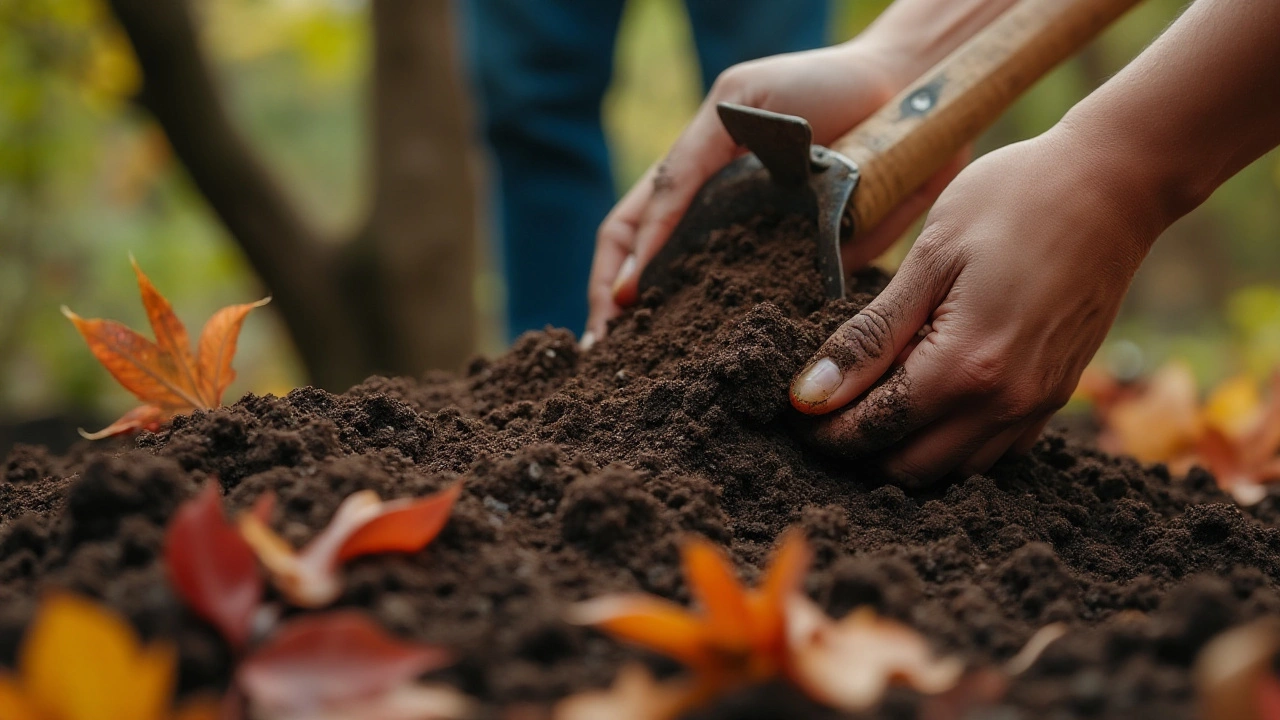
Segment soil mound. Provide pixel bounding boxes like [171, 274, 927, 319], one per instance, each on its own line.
[5, 214, 1280, 718]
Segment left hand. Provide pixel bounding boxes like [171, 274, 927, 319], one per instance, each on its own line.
[788, 127, 1160, 486]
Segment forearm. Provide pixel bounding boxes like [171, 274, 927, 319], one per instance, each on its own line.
[1059, 0, 1280, 238]
[849, 0, 1021, 86]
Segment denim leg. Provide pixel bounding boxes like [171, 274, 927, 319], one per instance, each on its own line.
[684, 0, 832, 91]
[459, 0, 627, 340]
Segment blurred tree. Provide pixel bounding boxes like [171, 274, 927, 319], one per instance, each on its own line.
[103, 0, 478, 390]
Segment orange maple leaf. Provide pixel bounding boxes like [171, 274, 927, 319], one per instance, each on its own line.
[62, 257, 269, 439]
[568, 530, 961, 715]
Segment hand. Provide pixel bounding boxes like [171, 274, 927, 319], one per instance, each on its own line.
[584, 41, 968, 344]
[788, 128, 1160, 486]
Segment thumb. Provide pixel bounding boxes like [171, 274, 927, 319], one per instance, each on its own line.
[790, 247, 952, 415]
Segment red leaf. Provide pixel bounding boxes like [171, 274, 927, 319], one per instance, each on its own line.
[238, 612, 450, 715]
[165, 482, 263, 649]
[239, 484, 462, 608]
[338, 482, 463, 561]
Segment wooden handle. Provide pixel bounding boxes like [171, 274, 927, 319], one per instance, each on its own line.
[835, 0, 1142, 237]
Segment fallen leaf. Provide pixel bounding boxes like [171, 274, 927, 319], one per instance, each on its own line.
[568, 530, 810, 695]
[1097, 361, 1201, 465]
[552, 664, 697, 720]
[63, 257, 269, 439]
[165, 481, 264, 649]
[239, 483, 462, 608]
[1083, 363, 1280, 504]
[238, 612, 456, 719]
[0, 593, 212, 720]
[785, 601, 963, 712]
[1195, 618, 1280, 720]
[1196, 374, 1280, 505]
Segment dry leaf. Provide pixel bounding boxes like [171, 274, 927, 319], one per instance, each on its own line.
[238, 612, 458, 720]
[552, 664, 697, 720]
[1195, 618, 1280, 720]
[1097, 361, 1201, 465]
[785, 600, 963, 712]
[238, 483, 462, 608]
[1083, 362, 1280, 504]
[568, 530, 810, 695]
[569, 530, 965, 713]
[1196, 374, 1280, 505]
[63, 257, 269, 439]
[0, 593, 212, 720]
[165, 481, 264, 649]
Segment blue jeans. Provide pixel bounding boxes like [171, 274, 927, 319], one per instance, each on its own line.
[461, 0, 831, 339]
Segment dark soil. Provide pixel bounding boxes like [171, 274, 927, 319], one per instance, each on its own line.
[5, 213, 1280, 719]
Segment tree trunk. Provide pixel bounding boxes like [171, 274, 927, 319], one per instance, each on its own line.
[105, 0, 478, 392]
[361, 0, 478, 377]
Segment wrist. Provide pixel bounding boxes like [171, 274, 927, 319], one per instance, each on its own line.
[1054, 100, 1217, 239]
[1031, 123, 1168, 271]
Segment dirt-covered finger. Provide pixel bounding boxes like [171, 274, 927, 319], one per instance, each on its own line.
[586, 167, 657, 342]
[790, 247, 954, 415]
[611, 103, 744, 308]
[878, 413, 1010, 489]
[802, 341, 962, 458]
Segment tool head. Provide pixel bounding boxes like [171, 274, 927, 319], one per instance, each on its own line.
[638, 103, 859, 301]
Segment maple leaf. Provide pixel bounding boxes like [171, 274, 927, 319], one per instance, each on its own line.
[63, 257, 269, 439]
[164, 481, 264, 649]
[238, 483, 463, 608]
[237, 611, 468, 720]
[0, 593, 218, 720]
[568, 529, 961, 713]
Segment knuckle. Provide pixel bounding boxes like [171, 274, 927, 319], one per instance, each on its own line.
[710, 63, 752, 98]
[956, 351, 1006, 397]
[831, 307, 895, 362]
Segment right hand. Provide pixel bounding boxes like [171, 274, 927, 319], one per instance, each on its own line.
[583, 41, 969, 344]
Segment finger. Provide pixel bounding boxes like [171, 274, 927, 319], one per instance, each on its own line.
[610, 101, 744, 308]
[804, 337, 959, 458]
[879, 414, 1011, 489]
[957, 423, 1029, 477]
[585, 166, 657, 342]
[842, 148, 970, 270]
[790, 238, 958, 415]
[1011, 416, 1052, 455]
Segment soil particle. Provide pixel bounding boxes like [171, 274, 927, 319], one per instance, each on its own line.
[5, 212, 1280, 718]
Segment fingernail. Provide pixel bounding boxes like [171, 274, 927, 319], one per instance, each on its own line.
[611, 255, 637, 299]
[580, 330, 596, 351]
[791, 357, 843, 405]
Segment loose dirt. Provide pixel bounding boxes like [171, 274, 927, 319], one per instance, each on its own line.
[4, 214, 1280, 718]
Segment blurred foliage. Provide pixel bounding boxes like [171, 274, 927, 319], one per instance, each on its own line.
[2, 0, 1279, 434]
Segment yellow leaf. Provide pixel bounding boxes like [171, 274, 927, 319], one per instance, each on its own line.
[0, 675, 39, 720]
[1204, 375, 1263, 440]
[21, 594, 175, 720]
